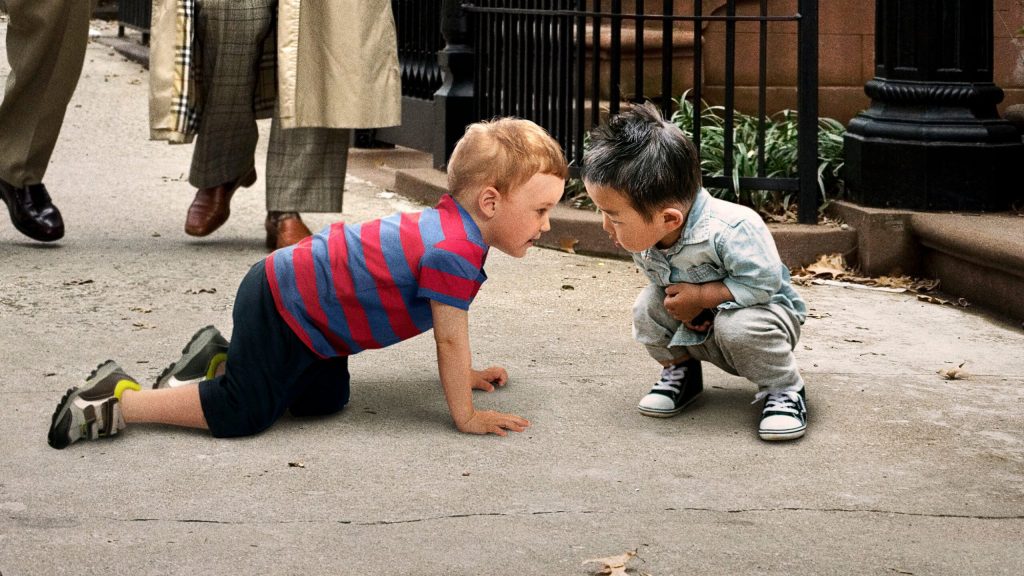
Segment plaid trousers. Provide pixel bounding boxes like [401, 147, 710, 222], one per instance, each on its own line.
[189, 0, 349, 212]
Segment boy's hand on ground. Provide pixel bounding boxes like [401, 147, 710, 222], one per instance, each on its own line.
[470, 366, 508, 391]
[456, 409, 530, 436]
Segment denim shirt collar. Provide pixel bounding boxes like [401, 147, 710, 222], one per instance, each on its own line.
[638, 188, 712, 261]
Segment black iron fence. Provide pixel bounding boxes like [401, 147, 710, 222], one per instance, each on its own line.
[379, 0, 821, 223]
[118, 0, 152, 44]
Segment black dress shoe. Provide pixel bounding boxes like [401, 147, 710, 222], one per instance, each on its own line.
[0, 178, 65, 242]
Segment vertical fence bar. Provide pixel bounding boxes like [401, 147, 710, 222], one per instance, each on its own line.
[575, 0, 587, 167]
[797, 0, 819, 223]
[724, 0, 738, 201]
[515, 2, 523, 116]
[634, 1, 644, 102]
[609, 0, 622, 114]
[692, 0, 703, 153]
[757, 0, 768, 178]
[591, 0, 602, 127]
[540, 1, 549, 127]
[558, 1, 572, 149]
[502, 0, 511, 113]
[485, 0, 496, 119]
[661, 0, 674, 118]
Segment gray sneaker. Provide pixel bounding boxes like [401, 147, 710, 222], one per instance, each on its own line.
[155, 325, 229, 389]
[48, 360, 141, 449]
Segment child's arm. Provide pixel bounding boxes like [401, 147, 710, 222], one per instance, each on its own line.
[430, 300, 530, 436]
[664, 281, 734, 330]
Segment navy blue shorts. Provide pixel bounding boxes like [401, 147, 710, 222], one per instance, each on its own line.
[198, 262, 350, 438]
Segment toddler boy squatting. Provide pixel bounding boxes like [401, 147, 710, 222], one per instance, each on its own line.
[47, 118, 568, 448]
[582, 103, 809, 441]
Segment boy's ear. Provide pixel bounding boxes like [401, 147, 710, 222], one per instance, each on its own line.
[477, 186, 500, 218]
[661, 207, 685, 230]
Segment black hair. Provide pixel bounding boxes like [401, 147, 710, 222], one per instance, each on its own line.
[580, 102, 702, 221]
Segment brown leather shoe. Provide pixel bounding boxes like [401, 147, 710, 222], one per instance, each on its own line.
[184, 168, 257, 237]
[265, 212, 313, 250]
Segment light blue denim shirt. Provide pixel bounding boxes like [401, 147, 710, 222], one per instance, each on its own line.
[631, 188, 807, 347]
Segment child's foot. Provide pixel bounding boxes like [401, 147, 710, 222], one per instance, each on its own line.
[758, 387, 807, 441]
[637, 359, 703, 417]
[155, 325, 228, 389]
[48, 361, 141, 449]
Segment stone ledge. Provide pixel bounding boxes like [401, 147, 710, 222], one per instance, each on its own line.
[827, 201, 919, 276]
[912, 212, 1024, 321]
[828, 201, 1024, 321]
[911, 212, 1024, 278]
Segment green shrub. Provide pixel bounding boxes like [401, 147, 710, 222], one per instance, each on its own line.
[671, 92, 846, 219]
[563, 94, 847, 220]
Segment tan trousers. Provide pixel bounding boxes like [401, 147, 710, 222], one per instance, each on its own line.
[0, 0, 96, 187]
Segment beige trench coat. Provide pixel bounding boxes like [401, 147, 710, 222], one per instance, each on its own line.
[149, 0, 401, 143]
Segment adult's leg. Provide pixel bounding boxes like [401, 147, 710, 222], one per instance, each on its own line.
[0, 0, 94, 186]
[188, 0, 275, 189]
[263, 122, 349, 247]
[265, 122, 350, 213]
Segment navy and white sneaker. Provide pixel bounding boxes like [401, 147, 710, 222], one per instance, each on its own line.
[637, 359, 703, 417]
[155, 325, 228, 389]
[758, 387, 807, 441]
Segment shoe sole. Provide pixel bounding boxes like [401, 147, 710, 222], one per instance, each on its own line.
[637, 391, 702, 418]
[48, 360, 119, 449]
[759, 425, 807, 441]
[155, 325, 226, 389]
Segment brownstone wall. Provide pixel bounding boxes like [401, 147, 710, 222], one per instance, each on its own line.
[700, 0, 1024, 123]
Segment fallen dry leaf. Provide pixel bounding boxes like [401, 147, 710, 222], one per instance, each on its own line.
[793, 255, 947, 301]
[559, 237, 580, 254]
[938, 361, 970, 380]
[917, 294, 949, 306]
[804, 253, 848, 278]
[583, 550, 637, 576]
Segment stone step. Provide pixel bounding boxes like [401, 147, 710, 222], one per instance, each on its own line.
[830, 201, 1024, 322]
[912, 212, 1024, 321]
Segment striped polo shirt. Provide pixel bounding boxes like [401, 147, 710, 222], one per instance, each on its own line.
[265, 195, 489, 358]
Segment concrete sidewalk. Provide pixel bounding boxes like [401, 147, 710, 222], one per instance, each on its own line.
[1, 23, 1023, 576]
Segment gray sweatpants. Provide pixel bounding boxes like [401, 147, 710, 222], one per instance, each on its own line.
[632, 284, 805, 393]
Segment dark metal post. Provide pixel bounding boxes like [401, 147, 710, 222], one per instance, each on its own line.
[796, 0, 819, 223]
[434, 0, 478, 169]
[844, 0, 1024, 211]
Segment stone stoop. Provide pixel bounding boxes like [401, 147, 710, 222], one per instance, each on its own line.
[830, 201, 1024, 322]
[912, 213, 1024, 322]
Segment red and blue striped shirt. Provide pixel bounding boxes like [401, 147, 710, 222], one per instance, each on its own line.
[265, 195, 489, 358]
